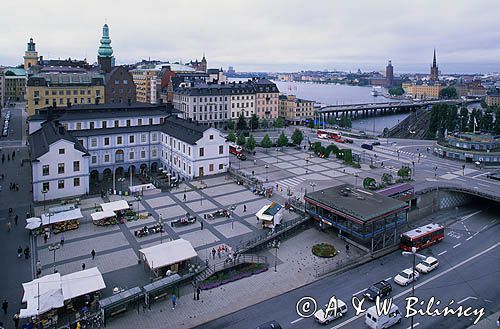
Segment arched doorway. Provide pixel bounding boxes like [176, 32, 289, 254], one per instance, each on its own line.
[151, 162, 158, 172]
[115, 167, 124, 177]
[140, 163, 147, 175]
[103, 168, 112, 181]
[90, 170, 99, 181]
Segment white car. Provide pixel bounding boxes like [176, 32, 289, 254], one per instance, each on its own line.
[416, 257, 439, 274]
[394, 268, 419, 286]
[314, 299, 348, 324]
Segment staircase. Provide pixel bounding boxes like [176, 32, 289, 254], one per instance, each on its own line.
[193, 254, 267, 285]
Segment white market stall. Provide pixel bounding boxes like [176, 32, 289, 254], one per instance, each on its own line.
[129, 183, 155, 193]
[91, 210, 117, 226]
[100, 200, 130, 212]
[25, 217, 42, 230]
[256, 202, 284, 229]
[39, 208, 83, 234]
[20, 268, 106, 320]
[139, 239, 197, 276]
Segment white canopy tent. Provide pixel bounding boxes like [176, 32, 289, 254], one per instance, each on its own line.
[40, 208, 83, 226]
[90, 210, 116, 221]
[20, 268, 106, 318]
[25, 217, 42, 230]
[100, 200, 130, 212]
[139, 239, 197, 270]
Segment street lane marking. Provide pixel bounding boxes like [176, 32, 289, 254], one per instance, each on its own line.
[291, 318, 303, 324]
[477, 183, 490, 188]
[330, 241, 500, 329]
[384, 277, 392, 282]
[472, 173, 488, 178]
[458, 296, 478, 304]
[438, 250, 447, 256]
[453, 243, 462, 249]
[407, 323, 420, 329]
[352, 288, 366, 296]
[480, 225, 488, 231]
[466, 236, 473, 241]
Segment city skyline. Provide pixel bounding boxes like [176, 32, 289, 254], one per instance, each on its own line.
[1, 0, 500, 74]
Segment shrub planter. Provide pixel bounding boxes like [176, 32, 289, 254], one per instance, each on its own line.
[312, 243, 338, 258]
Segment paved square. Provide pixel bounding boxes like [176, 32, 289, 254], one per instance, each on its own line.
[274, 162, 297, 169]
[202, 183, 245, 197]
[303, 173, 331, 180]
[287, 167, 308, 175]
[322, 161, 344, 169]
[146, 195, 175, 208]
[214, 221, 253, 238]
[180, 229, 220, 248]
[321, 170, 347, 178]
[308, 164, 329, 172]
[156, 205, 188, 219]
[278, 155, 298, 161]
[340, 166, 362, 174]
[214, 190, 258, 205]
[185, 199, 217, 212]
[441, 173, 459, 180]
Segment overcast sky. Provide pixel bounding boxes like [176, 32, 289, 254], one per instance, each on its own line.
[2, 0, 500, 73]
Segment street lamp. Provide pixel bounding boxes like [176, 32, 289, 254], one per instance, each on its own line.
[305, 157, 309, 174]
[276, 148, 279, 163]
[271, 239, 280, 272]
[118, 178, 125, 197]
[200, 186, 204, 206]
[310, 182, 317, 192]
[135, 194, 142, 214]
[42, 189, 48, 211]
[159, 216, 164, 244]
[402, 247, 427, 329]
[48, 243, 61, 273]
[265, 164, 269, 182]
[354, 173, 359, 186]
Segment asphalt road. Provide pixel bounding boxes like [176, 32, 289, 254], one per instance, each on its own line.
[196, 207, 500, 329]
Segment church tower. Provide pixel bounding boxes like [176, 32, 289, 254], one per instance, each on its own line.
[23, 38, 38, 70]
[430, 49, 439, 81]
[97, 23, 114, 73]
[200, 53, 207, 72]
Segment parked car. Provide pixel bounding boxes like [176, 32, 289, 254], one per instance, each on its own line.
[363, 280, 393, 301]
[237, 153, 247, 161]
[314, 299, 348, 324]
[255, 320, 282, 329]
[344, 138, 353, 144]
[365, 304, 402, 329]
[371, 141, 381, 146]
[486, 172, 500, 181]
[361, 143, 373, 150]
[416, 256, 439, 274]
[394, 268, 419, 286]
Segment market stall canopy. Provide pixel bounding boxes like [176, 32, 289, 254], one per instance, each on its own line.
[139, 239, 197, 270]
[100, 200, 130, 212]
[20, 273, 64, 318]
[41, 208, 83, 226]
[91, 210, 116, 221]
[61, 267, 106, 300]
[25, 217, 42, 230]
[129, 183, 155, 193]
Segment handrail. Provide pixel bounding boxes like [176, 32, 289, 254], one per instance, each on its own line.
[194, 254, 268, 284]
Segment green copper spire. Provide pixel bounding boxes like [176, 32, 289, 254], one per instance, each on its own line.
[98, 23, 113, 57]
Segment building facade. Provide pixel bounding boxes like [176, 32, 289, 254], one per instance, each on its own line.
[187, 55, 207, 72]
[486, 92, 500, 107]
[28, 103, 229, 201]
[254, 79, 279, 120]
[26, 72, 105, 115]
[278, 94, 315, 125]
[402, 81, 444, 99]
[97, 24, 114, 74]
[434, 132, 500, 165]
[430, 49, 439, 81]
[24, 38, 39, 70]
[0, 67, 4, 107]
[2, 68, 26, 104]
[104, 66, 136, 104]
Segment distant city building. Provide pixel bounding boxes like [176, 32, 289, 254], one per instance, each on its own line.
[26, 72, 105, 115]
[386, 60, 394, 86]
[1, 68, 26, 104]
[402, 81, 445, 100]
[97, 24, 114, 74]
[226, 66, 235, 75]
[206, 68, 227, 84]
[430, 49, 439, 81]
[186, 54, 207, 73]
[278, 94, 315, 125]
[486, 92, 500, 107]
[28, 103, 229, 201]
[104, 66, 136, 104]
[455, 81, 486, 98]
[24, 38, 38, 70]
[254, 78, 279, 120]
[0, 67, 4, 107]
[159, 64, 207, 104]
[434, 132, 500, 165]
[131, 67, 158, 103]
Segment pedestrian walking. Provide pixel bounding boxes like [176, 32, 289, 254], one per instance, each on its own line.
[183, 193, 186, 201]
[91, 249, 96, 260]
[200, 220, 204, 230]
[211, 248, 216, 260]
[60, 234, 65, 246]
[345, 244, 350, 254]
[17, 246, 22, 258]
[14, 215, 18, 226]
[196, 286, 201, 300]
[13, 312, 19, 329]
[243, 204, 247, 212]
[171, 294, 177, 309]
[36, 260, 42, 277]
[2, 299, 7, 315]
[12, 151, 15, 158]
[253, 159, 257, 165]
[82, 263, 86, 271]
[6, 221, 11, 232]
[43, 233, 48, 244]
[217, 247, 221, 259]
[24, 246, 30, 259]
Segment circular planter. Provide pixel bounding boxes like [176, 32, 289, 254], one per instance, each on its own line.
[312, 243, 337, 258]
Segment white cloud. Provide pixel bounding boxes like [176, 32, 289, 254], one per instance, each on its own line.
[1, 0, 499, 73]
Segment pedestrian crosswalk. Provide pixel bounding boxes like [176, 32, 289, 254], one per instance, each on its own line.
[277, 176, 306, 192]
[376, 146, 427, 159]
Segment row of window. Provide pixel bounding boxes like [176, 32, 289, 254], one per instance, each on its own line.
[36, 89, 100, 97]
[42, 177, 80, 192]
[36, 97, 95, 106]
[232, 102, 253, 108]
[90, 149, 154, 164]
[89, 133, 157, 147]
[70, 117, 158, 130]
[42, 160, 80, 176]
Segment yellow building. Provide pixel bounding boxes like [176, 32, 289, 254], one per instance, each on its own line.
[130, 68, 158, 103]
[486, 93, 500, 107]
[26, 72, 105, 115]
[403, 82, 444, 100]
[278, 94, 314, 125]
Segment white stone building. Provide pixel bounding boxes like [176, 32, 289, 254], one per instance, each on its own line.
[28, 103, 229, 201]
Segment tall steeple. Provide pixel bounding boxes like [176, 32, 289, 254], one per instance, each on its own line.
[24, 37, 38, 70]
[97, 23, 114, 73]
[430, 48, 439, 81]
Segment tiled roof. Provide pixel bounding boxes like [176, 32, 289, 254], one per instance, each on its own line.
[29, 121, 88, 160]
[162, 115, 209, 145]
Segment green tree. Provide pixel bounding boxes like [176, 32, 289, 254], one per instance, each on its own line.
[381, 173, 394, 186]
[480, 109, 494, 131]
[339, 115, 352, 128]
[276, 132, 289, 147]
[326, 144, 339, 156]
[459, 107, 469, 132]
[291, 129, 304, 146]
[226, 120, 235, 131]
[307, 119, 315, 129]
[227, 132, 236, 142]
[397, 167, 411, 180]
[343, 149, 353, 163]
[439, 86, 458, 99]
[237, 113, 247, 131]
[274, 117, 285, 128]
[260, 134, 273, 152]
[246, 134, 256, 151]
[250, 114, 259, 130]
[312, 142, 322, 154]
[236, 132, 246, 146]
[363, 177, 377, 190]
[388, 86, 404, 96]
[260, 118, 269, 129]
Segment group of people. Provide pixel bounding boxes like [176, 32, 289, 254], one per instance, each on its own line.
[1, 150, 16, 163]
[16, 245, 30, 259]
[211, 244, 229, 260]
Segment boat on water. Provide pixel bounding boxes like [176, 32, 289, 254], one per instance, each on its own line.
[371, 86, 383, 96]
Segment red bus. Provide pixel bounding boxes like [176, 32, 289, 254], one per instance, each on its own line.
[229, 144, 243, 155]
[400, 223, 444, 251]
[317, 129, 341, 140]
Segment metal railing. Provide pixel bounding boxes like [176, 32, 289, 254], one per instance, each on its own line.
[194, 254, 267, 284]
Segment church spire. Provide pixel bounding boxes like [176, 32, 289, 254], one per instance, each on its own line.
[98, 23, 113, 57]
[432, 48, 436, 67]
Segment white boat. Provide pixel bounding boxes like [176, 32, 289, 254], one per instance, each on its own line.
[371, 86, 383, 96]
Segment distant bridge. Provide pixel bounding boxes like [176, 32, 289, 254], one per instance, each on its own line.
[316, 99, 478, 120]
